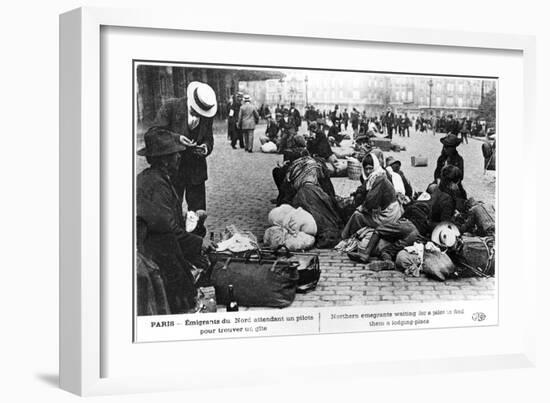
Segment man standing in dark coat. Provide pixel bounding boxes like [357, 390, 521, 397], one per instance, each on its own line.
[226, 95, 236, 141]
[154, 81, 217, 211]
[350, 107, 360, 138]
[342, 108, 350, 131]
[229, 92, 244, 149]
[383, 107, 396, 139]
[289, 102, 302, 130]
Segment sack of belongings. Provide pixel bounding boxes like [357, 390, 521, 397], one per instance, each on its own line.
[265, 205, 317, 251]
[422, 242, 456, 281]
[264, 226, 288, 248]
[454, 236, 495, 277]
[210, 251, 299, 308]
[285, 231, 316, 250]
[282, 207, 317, 236]
[268, 204, 295, 226]
[395, 242, 425, 277]
[260, 141, 278, 153]
[263, 225, 315, 251]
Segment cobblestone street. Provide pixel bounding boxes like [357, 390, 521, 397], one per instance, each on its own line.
[137, 121, 496, 308]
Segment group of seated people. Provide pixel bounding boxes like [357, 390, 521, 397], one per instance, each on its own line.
[137, 123, 493, 314]
[261, 112, 347, 155]
[272, 131, 494, 270]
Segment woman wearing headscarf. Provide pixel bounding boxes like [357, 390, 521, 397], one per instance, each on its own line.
[429, 164, 466, 226]
[341, 150, 403, 239]
[433, 133, 467, 203]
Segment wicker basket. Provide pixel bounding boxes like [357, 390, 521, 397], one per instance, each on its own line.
[347, 159, 362, 180]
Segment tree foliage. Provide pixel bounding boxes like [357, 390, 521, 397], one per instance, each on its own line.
[478, 87, 496, 125]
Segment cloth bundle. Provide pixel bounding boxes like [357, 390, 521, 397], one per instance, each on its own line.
[396, 241, 455, 280]
[216, 226, 259, 253]
[396, 242, 424, 277]
[264, 204, 317, 251]
[260, 141, 278, 153]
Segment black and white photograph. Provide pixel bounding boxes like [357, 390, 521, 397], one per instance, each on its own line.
[134, 61, 497, 340]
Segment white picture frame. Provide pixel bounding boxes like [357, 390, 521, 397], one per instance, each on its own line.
[60, 6, 537, 396]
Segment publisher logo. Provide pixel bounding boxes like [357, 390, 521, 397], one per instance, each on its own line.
[472, 312, 487, 322]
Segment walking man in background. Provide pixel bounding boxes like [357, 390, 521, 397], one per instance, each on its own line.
[238, 94, 260, 153]
[342, 108, 349, 131]
[229, 92, 244, 149]
[383, 107, 395, 139]
[350, 107, 360, 138]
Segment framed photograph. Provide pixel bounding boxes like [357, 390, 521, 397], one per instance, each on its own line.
[60, 7, 537, 396]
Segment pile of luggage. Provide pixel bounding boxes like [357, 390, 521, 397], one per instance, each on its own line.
[395, 223, 495, 281]
[137, 224, 322, 315]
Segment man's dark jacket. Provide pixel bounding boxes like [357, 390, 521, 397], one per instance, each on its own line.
[154, 98, 214, 185]
[136, 166, 203, 311]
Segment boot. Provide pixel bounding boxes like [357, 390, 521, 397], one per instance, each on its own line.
[347, 232, 381, 263]
[361, 231, 381, 259]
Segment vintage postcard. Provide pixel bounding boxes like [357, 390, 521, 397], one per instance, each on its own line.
[133, 61, 497, 342]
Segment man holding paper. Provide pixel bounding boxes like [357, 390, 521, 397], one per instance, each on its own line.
[153, 81, 217, 211]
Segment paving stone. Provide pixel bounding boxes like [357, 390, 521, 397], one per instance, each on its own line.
[321, 295, 352, 301]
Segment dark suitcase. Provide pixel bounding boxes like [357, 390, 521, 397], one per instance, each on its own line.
[455, 236, 495, 277]
[210, 246, 321, 295]
[209, 250, 299, 308]
[371, 138, 392, 152]
[259, 246, 321, 293]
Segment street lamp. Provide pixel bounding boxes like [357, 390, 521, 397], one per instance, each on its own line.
[428, 78, 433, 114]
[304, 75, 309, 106]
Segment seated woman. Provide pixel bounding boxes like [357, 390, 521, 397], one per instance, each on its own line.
[429, 164, 466, 226]
[347, 195, 432, 265]
[306, 121, 333, 160]
[341, 151, 403, 239]
[136, 127, 214, 313]
[259, 113, 280, 145]
[385, 156, 413, 198]
[286, 156, 343, 248]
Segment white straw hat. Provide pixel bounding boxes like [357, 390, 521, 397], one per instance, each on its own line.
[431, 222, 460, 248]
[187, 81, 218, 118]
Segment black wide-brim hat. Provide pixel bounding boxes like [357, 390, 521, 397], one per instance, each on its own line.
[137, 127, 187, 157]
[440, 134, 462, 147]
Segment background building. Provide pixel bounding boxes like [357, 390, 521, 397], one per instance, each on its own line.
[137, 64, 496, 123]
[136, 65, 282, 124]
[246, 72, 495, 119]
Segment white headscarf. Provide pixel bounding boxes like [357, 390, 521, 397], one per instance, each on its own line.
[362, 151, 387, 191]
[386, 166, 406, 194]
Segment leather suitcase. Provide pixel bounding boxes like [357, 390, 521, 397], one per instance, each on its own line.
[208, 250, 299, 308]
